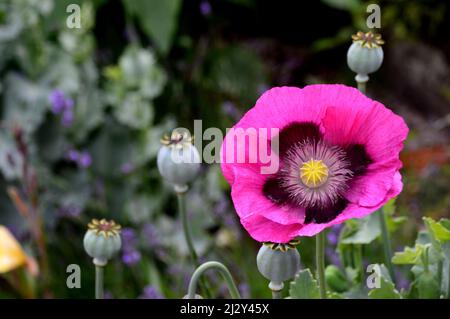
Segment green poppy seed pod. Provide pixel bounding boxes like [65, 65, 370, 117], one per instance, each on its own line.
[83, 219, 122, 266]
[257, 241, 301, 291]
[347, 31, 384, 81]
[157, 128, 201, 193]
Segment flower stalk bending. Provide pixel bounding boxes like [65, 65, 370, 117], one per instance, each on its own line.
[187, 261, 241, 299]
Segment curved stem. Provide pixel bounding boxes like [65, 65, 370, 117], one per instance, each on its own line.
[187, 261, 241, 299]
[377, 209, 395, 282]
[95, 265, 104, 299]
[316, 231, 327, 299]
[177, 190, 212, 298]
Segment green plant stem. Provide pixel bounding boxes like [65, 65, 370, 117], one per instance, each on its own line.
[187, 261, 241, 299]
[316, 231, 327, 299]
[377, 209, 395, 282]
[447, 261, 450, 298]
[272, 290, 282, 299]
[95, 265, 104, 299]
[354, 244, 364, 285]
[177, 192, 198, 264]
[177, 191, 211, 298]
[357, 81, 366, 94]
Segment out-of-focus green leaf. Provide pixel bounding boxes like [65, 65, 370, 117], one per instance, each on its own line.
[0, 132, 23, 180]
[288, 269, 320, 299]
[424, 217, 450, 243]
[114, 93, 154, 129]
[123, 0, 181, 54]
[369, 277, 401, 299]
[341, 213, 380, 244]
[392, 245, 425, 265]
[320, 0, 361, 11]
[3, 73, 48, 134]
[205, 46, 266, 105]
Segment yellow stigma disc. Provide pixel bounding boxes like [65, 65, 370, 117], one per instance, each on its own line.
[300, 159, 329, 188]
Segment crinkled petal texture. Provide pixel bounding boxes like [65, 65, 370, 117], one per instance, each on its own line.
[221, 84, 408, 243]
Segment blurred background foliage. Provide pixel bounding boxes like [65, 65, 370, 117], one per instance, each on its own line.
[0, 0, 449, 298]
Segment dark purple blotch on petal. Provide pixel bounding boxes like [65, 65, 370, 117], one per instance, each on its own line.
[304, 198, 348, 224]
[276, 122, 322, 157]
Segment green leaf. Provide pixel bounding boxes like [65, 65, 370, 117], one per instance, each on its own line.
[2, 73, 48, 134]
[413, 271, 441, 299]
[123, 0, 181, 54]
[424, 217, 450, 243]
[288, 269, 321, 299]
[392, 245, 425, 265]
[320, 0, 361, 11]
[368, 277, 401, 299]
[114, 92, 154, 129]
[341, 213, 380, 244]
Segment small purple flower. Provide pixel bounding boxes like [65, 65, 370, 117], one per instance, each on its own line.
[62, 109, 74, 127]
[139, 285, 163, 299]
[326, 247, 341, 267]
[122, 228, 137, 244]
[49, 90, 75, 127]
[122, 249, 141, 266]
[104, 291, 114, 299]
[58, 205, 82, 218]
[222, 101, 242, 122]
[239, 283, 250, 299]
[142, 223, 160, 248]
[49, 90, 66, 114]
[67, 149, 80, 162]
[120, 162, 134, 175]
[200, 1, 212, 16]
[78, 151, 92, 168]
[327, 224, 343, 246]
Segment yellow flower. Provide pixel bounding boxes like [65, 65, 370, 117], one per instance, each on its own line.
[0, 226, 27, 274]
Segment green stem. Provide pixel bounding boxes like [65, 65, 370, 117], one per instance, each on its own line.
[353, 244, 364, 285]
[355, 74, 368, 94]
[316, 231, 327, 299]
[177, 190, 211, 298]
[447, 261, 450, 298]
[177, 191, 199, 264]
[357, 81, 366, 94]
[377, 209, 395, 282]
[95, 265, 104, 299]
[187, 261, 241, 299]
[272, 290, 282, 299]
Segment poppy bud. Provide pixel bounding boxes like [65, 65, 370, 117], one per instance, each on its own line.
[157, 128, 201, 193]
[83, 219, 122, 266]
[325, 265, 349, 293]
[347, 31, 384, 83]
[256, 241, 301, 291]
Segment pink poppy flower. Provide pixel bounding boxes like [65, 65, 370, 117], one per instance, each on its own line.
[220, 84, 408, 243]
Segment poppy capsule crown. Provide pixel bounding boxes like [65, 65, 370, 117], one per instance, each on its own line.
[157, 129, 201, 193]
[83, 219, 122, 266]
[347, 31, 384, 82]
